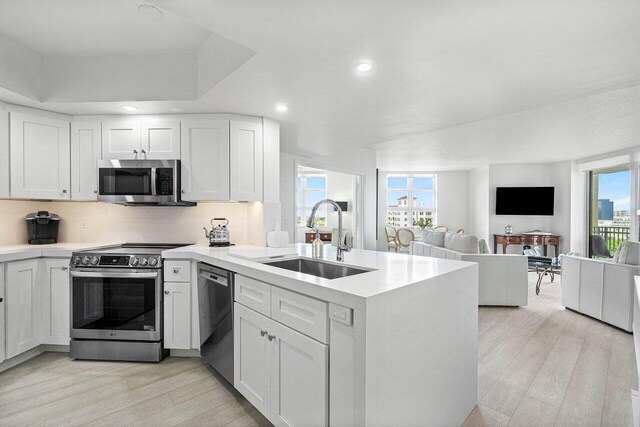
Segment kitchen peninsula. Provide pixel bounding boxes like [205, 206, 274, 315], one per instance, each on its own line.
[163, 243, 479, 426]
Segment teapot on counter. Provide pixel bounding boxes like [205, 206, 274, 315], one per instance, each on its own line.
[203, 218, 231, 247]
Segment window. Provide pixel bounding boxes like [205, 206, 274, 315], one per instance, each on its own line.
[296, 174, 327, 227]
[588, 167, 631, 257]
[386, 175, 435, 228]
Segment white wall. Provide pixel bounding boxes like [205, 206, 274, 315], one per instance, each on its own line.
[0, 199, 253, 247]
[468, 166, 489, 242]
[435, 171, 469, 232]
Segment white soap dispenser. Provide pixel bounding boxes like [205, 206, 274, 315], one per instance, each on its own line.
[311, 229, 324, 259]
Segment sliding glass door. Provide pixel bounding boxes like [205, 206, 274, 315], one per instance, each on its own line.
[588, 167, 631, 258]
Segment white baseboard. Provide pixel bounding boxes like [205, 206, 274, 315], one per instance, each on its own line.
[169, 348, 201, 358]
[0, 344, 69, 373]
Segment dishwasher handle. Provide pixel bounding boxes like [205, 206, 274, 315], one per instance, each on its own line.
[199, 271, 228, 287]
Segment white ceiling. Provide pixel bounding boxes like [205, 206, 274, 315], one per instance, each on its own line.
[0, 0, 211, 56]
[1, 0, 640, 169]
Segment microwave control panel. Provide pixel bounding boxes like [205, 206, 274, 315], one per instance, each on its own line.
[156, 168, 174, 196]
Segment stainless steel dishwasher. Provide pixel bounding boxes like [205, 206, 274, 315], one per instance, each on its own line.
[198, 263, 235, 385]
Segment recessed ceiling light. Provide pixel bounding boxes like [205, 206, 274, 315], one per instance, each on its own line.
[122, 105, 138, 112]
[138, 4, 163, 22]
[275, 104, 288, 112]
[356, 61, 373, 73]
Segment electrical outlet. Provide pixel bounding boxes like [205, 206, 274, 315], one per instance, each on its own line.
[81, 218, 88, 229]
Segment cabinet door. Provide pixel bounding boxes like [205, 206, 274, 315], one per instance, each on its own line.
[230, 120, 263, 201]
[6, 260, 41, 359]
[270, 319, 328, 427]
[141, 120, 180, 159]
[71, 121, 101, 200]
[180, 119, 230, 201]
[10, 112, 71, 200]
[234, 303, 272, 416]
[41, 259, 70, 345]
[0, 104, 9, 198]
[101, 119, 141, 159]
[164, 282, 191, 349]
[0, 264, 5, 363]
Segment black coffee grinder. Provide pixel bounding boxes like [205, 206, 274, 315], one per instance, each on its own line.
[25, 211, 60, 244]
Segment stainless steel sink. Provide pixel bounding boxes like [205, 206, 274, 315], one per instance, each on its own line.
[263, 258, 371, 280]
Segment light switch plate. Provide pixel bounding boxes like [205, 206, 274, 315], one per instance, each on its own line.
[329, 303, 353, 325]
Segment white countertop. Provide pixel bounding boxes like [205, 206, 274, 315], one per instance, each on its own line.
[0, 242, 477, 305]
[163, 243, 476, 304]
[0, 242, 118, 263]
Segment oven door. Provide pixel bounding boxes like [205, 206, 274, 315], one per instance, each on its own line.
[70, 269, 162, 341]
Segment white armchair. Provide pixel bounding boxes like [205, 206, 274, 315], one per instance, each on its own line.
[562, 255, 637, 332]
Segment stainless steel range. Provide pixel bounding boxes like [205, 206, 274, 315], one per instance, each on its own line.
[69, 243, 191, 362]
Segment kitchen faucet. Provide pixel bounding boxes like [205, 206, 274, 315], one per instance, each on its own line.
[306, 199, 351, 261]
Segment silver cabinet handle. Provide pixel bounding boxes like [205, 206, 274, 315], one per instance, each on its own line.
[260, 330, 267, 337]
[268, 334, 276, 341]
[61, 267, 68, 271]
[62, 189, 67, 194]
[0, 298, 3, 303]
[141, 149, 146, 154]
[164, 290, 170, 295]
[173, 268, 180, 274]
[182, 190, 186, 193]
[133, 150, 138, 154]
[93, 190, 98, 194]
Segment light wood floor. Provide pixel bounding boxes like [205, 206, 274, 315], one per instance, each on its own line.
[463, 273, 636, 427]
[0, 273, 635, 426]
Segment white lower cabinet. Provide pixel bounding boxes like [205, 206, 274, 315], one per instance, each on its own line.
[0, 264, 5, 363]
[234, 303, 328, 427]
[164, 281, 191, 349]
[6, 260, 41, 359]
[41, 259, 70, 345]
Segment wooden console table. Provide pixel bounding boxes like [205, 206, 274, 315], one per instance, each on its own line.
[305, 232, 332, 244]
[493, 234, 560, 256]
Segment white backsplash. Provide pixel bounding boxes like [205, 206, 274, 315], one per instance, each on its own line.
[0, 199, 256, 246]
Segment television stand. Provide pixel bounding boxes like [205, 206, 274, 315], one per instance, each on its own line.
[493, 233, 560, 256]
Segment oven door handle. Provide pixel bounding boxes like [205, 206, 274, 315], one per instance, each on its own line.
[70, 271, 159, 279]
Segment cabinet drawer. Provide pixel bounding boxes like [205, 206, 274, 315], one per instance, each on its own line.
[235, 275, 271, 316]
[545, 237, 559, 244]
[271, 286, 328, 343]
[164, 261, 191, 282]
[522, 237, 544, 245]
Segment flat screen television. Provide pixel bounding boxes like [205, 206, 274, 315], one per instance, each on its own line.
[495, 187, 554, 216]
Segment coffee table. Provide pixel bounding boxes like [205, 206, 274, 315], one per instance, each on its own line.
[528, 259, 561, 295]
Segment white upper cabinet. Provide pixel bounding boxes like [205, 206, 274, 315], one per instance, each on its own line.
[262, 118, 280, 203]
[180, 119, 230, 201]
[102, 119, 180, 160]
[10, 112, 71, 200]
[0, 103, 9, 199]
[101, 119, 141, 159]
[230, 120, 263, 201]
[141, 119, 181, 159]
[71, 121, 101, 200]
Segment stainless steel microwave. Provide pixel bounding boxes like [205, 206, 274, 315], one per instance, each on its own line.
[97, 159, 195, 206]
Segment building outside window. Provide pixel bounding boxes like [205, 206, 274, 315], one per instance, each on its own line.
[386, 175, 436, 228]
[296, 174, 327, 227]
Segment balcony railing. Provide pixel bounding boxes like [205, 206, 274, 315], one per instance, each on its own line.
[592, 226, 630, 254]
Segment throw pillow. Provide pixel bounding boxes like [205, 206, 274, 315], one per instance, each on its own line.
[617, 241, 640, 265]
[423, 230, 445, 247]
[478, 239, 491, 254]
[444, 233, 479, 254]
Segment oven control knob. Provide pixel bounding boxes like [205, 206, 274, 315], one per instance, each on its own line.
[139, 257, 149, 266]
[72, 256, 81, 265]
[81, 256, 90, 266]
[148, 257, 158, 267]
[130, 256, 139, 266]
[90, 256, 99, 265]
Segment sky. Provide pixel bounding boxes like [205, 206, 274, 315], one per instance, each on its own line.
[598, 170, 631, 211]
[387, 176, 434, 207]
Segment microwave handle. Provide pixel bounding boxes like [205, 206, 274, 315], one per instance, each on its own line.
[151, 167, 157, 196]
